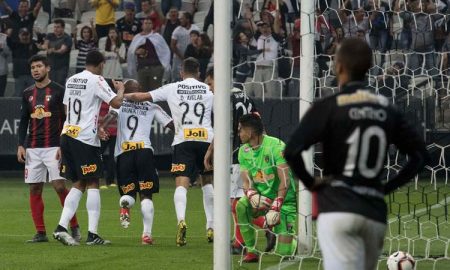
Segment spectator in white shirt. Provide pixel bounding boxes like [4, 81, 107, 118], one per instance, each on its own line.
[248, 21, 280, 98]
[170, 12, 199, 82]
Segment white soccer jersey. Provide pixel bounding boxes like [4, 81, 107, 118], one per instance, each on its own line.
[62, 70, 117, 147]
[150, 78, 214, 146]
[113, 99, 173, 157]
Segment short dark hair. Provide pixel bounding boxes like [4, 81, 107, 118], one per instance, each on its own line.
[53, 18, 65, 28]
[239, 114, 264, 136]
[182, 57, 200, 74]
[28, 54, 49, 67]
[336, 38, 372, 81]
[85, 50, 104, 66]
[183, 12, 193, 23]
[190, 30, 200, 36]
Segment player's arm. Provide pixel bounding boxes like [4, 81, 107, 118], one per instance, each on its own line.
[204, 140, 214, 171]
[124, 92, 153, 102]
[98, 109, 118, 141]
[17, 95, 30, 163]
[384, 109, 429, 194]
[154, 103, 174, 131]
[109, 80, 125, 109]
[284, 101, 329, 190]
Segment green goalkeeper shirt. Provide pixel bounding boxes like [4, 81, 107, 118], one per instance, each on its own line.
[238, 135, 296, 205]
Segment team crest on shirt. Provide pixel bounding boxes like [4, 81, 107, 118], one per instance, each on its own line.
[264, 155, 270, 163]
[81, 164, 97, 175]
[28, 96, 33, 102]
[45, 95, 52, 101]
[31, 106, 52, 119]
[253, 170, 274, 183]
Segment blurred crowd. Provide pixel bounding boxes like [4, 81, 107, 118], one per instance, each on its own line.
[1, 0, 450, 99]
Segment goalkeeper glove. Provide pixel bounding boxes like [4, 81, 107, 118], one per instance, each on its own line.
[245, 189, 272, 211]
[264, 197, 284, 227]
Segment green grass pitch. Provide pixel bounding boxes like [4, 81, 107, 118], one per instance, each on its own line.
[0, 178, 448, 270]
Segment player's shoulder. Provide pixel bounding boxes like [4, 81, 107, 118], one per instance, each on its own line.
[334, 88, 389, 108]
[263, 135, 285, 148]
[22, 84, 35, 96]
[239, 144, 252, 156]
[49, 81, 65, 92]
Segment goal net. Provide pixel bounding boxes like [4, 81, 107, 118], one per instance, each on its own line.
[230, 0, 450, 269]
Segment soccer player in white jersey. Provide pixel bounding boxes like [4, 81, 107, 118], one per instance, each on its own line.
[53, 50, 125, 246]
[100, 79, 174, 245]
[126, 57, 214, 246]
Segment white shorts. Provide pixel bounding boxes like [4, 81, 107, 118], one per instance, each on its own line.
[230, 164, 244, 198]
[25, 147, 65, 183]
[317, 212, 386, 270]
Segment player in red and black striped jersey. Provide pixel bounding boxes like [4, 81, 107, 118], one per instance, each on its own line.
[285, 39, 429, 270]
[17, 55, 80, 243]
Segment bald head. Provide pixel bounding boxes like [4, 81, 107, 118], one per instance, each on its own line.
[124, 79, 141, 93]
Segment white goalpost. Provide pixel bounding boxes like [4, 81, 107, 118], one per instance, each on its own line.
[213, 0, 232, 269]
[298, 0, 315, 256]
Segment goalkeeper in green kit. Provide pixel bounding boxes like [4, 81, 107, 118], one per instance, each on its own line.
[236, 114, 297, 263]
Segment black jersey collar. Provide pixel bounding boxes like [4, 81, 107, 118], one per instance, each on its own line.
[340, 81, 367, 93]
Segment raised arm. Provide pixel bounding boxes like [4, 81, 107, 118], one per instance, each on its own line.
[124, 92, 153, 102]
[109, 80, 125, 109]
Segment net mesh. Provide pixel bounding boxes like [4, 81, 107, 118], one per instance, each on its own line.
[230, 0, 450, 269]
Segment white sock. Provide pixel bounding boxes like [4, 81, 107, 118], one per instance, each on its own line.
[58, 188, 82, 230]
[86, 189, 101, 234]
[174, 186, 187, 223]
[202, 184, 214, 229]
[141, 199, 154, 236]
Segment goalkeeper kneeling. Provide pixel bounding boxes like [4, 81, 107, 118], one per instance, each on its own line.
[236, 114, 297, 263]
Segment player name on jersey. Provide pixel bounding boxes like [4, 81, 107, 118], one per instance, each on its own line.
[114, 100, 172, 157]
[120, 102, 150, 116]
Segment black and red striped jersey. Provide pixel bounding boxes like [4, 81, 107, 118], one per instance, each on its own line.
[18, 81, 65, 148]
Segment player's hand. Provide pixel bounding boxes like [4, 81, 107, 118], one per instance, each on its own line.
[264, 210, 280, 227]
[98, 127, 109, 141]
[55, 147, 61, 161]
[246, 189, 272, 211]
[264, 196, 284, 227]
[17, 146, 26, 163]
[112, 79, 124, 92]
[203, 147, 213, 171]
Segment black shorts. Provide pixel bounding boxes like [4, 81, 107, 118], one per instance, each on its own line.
[116, 148, 159, 197]
[60, 135, 104, 182]
[171, 141, 210, 179]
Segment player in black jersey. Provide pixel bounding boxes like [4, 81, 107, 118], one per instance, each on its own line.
[284, 38, 429, 270]
[17, 55, 80, 243]
[203, 69, 264, 255]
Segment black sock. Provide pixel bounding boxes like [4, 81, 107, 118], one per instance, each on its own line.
[55, 225, 67, 232]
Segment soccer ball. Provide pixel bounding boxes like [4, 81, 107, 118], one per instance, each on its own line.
[119, 195, 135, 208]
[387, 251, 415, 270]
